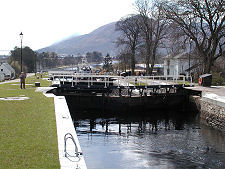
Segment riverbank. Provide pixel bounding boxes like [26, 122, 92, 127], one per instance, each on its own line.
[0, 75, 60, 168]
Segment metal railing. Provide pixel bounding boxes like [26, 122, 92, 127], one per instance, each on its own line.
[64, 133, 82, 160]
[50, 72, 193, 88]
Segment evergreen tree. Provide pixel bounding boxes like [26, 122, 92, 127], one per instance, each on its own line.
[103, 53, 113, 72]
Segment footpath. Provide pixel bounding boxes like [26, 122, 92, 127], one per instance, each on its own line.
[0, 73, 34, 84]
[185, 86, 225, 107]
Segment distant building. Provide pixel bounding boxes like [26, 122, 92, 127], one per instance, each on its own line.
[135, 64, 164, 75]
[164, 52, 196, 77]
[0, 63, 15, 80]
[0, 55, 9, 63]
[0, 71, 4, 81]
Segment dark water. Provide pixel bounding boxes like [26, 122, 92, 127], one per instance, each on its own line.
[72, 111, 225, 169]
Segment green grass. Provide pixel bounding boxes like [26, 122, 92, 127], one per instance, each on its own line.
[130, 82, 148, 86]
[1, 75, 50, 91]
[177, 81, 190, 85]
[26, 74, 51, 87]
[36, 72, 49, 79]
[0, 75, 60, 169]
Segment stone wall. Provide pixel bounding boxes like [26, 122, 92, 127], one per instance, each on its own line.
[190, 95, 225, 131]
[200, 100, 225, 131]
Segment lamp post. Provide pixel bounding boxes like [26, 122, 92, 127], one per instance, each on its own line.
[20, 32, 23, 73]
[189, 39, 192, 77]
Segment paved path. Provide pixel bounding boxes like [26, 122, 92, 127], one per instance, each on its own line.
[185, 86, 225, 108]
[185, 86, 225, 97]
[0, 73, 34, 84]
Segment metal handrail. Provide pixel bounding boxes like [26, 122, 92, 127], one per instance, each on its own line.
[51, 74, 193, 88]
[64, 133, 82, 158]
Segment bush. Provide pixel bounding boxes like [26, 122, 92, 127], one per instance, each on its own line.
[212, 73, 225, 86]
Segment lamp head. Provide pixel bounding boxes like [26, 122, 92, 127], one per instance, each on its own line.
[20, 32, 23, 39]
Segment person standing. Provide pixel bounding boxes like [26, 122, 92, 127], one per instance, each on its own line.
[40, 70, 43, 78]
[19, 72, 26, 89]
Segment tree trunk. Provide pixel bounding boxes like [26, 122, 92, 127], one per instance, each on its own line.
[145, 55, 150, 75]
[203, 64, 210, 74]
[149, 63, 154, 75]
[201, 52, 213, 74]
[145, 42, 151, 75]
[203, 57, 213, 74]
[131, 48, 136, 75]
[150, 46, 157, 75]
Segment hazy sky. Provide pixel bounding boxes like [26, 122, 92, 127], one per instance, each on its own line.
[0, 0, 135, 54]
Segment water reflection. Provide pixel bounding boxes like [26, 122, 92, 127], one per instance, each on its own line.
[71, 111, 225, 169]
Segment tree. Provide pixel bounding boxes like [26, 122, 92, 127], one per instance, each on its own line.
[103, 53, 113, 72]
[37, 52, 59, 69]
[161, 0, 225, 73]
[135, 0, 168, 75]
[8, 46, 36, 73]
[116, 15, 141, 75]
[86, 51, 103, 63]
[118, 49, 131, 72]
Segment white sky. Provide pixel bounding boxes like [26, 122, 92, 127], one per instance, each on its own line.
[0, 0, 135, 54]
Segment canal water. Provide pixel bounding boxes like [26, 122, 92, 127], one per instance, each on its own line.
[71, 110, 225, 169]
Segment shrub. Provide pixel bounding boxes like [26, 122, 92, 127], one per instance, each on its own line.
[212, 73, 225, 86]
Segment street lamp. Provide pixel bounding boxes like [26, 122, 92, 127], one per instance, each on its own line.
[20, 32, 23, 72]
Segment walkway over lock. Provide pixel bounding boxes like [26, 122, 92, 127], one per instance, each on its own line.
[48, 71, 193, 96]
[49, 71, 193, 87]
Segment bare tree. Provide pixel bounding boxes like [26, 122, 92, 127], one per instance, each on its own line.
[118, 49, 131, 72]
[115, 15, 141, 75]
[135, 0, 168, 75]
[161, 0, 225, 74]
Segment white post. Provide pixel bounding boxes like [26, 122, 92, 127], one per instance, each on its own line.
[173, 75, 175, 87]
[72, 75, 74, 87]
[183, 76, 185, 86]
[145, 77, 147, 88]
[104, 77, 107, 88]
[52, 75, 54, 86]
[75, 75, 77, 85]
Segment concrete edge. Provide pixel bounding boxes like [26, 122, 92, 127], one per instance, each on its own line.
[202, 92, 225, 108]
[54, 96, 87, 169]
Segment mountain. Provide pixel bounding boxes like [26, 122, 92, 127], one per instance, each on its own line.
[38, 22, 120, 56]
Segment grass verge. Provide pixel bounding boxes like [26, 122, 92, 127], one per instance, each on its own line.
[130, 82, 148, 86]
[0, 75, 60, 169]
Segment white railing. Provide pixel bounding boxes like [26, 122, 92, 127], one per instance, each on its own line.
[49, 72, 193, 88]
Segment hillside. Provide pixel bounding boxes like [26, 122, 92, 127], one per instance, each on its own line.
[38, 22, 120, 55]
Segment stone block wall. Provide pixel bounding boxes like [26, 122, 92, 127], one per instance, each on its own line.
[190, 95, 225, 131]
[200, 100, 225, 131]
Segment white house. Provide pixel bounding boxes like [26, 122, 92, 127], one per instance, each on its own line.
[0, 71, 4, 81]
[0, 63, 15, 80]
[164, 52, 195, 77]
